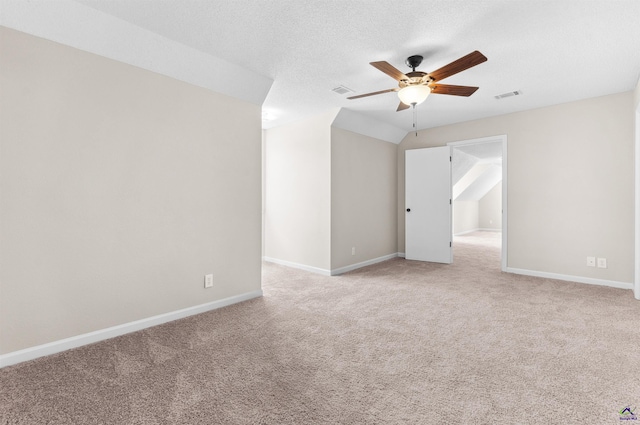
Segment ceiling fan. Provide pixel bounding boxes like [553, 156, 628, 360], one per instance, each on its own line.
[348, 51, 487, 111]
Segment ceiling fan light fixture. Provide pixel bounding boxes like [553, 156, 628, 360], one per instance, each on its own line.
[398, 85, 431, 106]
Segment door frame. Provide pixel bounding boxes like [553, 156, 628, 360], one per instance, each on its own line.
[635, 105, 639, 300]
[447, 135, 508, 272]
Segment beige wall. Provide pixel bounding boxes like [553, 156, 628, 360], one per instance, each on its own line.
[331, 128, 397, 270]
[479, 182, 502, 230]
[0, 28, 263, 354]
[453, 182, 502, 234]
[453, 201, 479, 235]
[263, 111, 335, 271]
[399, 92, 634, 283]
[264, 120, 396, 273]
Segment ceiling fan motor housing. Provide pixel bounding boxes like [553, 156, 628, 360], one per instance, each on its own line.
[401, 71, 432, 88]
[402, 55, 432, 88]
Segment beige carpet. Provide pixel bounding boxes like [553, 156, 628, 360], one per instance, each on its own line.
[1, 231, 639, 424]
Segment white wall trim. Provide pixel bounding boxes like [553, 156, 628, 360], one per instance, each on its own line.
[635, 106, 640, 299]
[358, 253, 630, 291]
[264, 254, 402, 276]
[330, 253, 398, 276]
[506, 267, 633, 291]
[263, 257, 331, 276]
[380, 254, 632, 292]
[454, 228, 501, 236]
[0, 290, 263, 368]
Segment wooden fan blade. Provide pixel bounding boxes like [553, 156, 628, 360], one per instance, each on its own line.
[370, 61, 408, 81]
[428, 51, 487, 82]
[347, 88, 398, 100]
[429, 84, 479, 97]
[397, 102, 410, 111]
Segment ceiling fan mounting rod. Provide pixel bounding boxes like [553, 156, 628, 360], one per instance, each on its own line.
[405, 55, 423, 72]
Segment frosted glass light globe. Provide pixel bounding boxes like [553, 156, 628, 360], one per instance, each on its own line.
[398, 85, 431, 105]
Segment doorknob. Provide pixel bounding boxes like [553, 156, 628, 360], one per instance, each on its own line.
[406, 208, 411, 212]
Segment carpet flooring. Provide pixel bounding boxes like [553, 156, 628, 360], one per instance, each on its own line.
[1, 231, 639, 424]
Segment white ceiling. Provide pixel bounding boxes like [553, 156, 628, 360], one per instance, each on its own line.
[5, 0, 640, 134]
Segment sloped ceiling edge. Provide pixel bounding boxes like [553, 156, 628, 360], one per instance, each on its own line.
[0, 0, 273, 106]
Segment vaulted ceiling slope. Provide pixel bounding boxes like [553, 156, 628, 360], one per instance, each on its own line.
[452, 142, 502, 201]
[0, 0, 273, 105]
[2, 0, 640, 134]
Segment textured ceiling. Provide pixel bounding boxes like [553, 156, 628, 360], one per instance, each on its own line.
[9, 0, 640, 133]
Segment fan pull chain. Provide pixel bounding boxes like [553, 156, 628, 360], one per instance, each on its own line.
[412, 103, 418, 136]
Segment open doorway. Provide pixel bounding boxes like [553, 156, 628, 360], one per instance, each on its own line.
[448, 136, 507, 271]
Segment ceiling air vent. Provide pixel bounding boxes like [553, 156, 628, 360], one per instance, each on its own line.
[332, 85, 354, 95]
[494, 90, 523, 100]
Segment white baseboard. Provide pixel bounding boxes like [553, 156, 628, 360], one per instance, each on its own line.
[331, 253, 399, 276]
[263, 257, 331, 276]
[391, 256, 631, 292]
[0, 290, 263, 368]
[505, 267, 633, 290]
[454, 228, 501, 236]
[454, 228, 479, 236]
[264, 254, 401, 276]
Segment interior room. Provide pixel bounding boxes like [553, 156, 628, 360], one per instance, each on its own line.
[1, 1, 639, 423]
[451, 141, 503, 236]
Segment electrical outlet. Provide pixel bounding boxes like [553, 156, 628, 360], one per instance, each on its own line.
[351, 247, 356, 256]
[586, 257, 596, 267]
[597, 258, 607, 269]
[204, 274, 213, 288]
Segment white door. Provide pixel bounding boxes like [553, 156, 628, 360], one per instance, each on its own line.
[405, 146, 452, 263]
